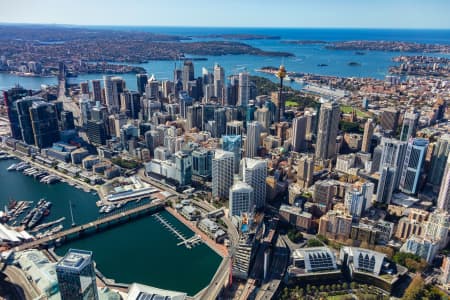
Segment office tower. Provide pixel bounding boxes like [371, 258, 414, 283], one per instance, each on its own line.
[120, 91, 141, 119]
[179, 91, 193, 119]
[16, 96, 39, 145]
[56, 249, 99, 300]
[136, 73, 148, 95]
[145, 75, 159, 100]
[226, 121, 244, 136]
[87, 120, 107, 145]
[242, 158, 267, 209]
[214, 108, 227, 138]
[400, 111, 420, 141]
[379, 137, 407, 189]
[428, 134, 450, 188]
[29, 101, 59, 148]
[246, 121, 262, 158]
[380, 108, 400, 134]
[186, 104, 203, 130]
[297, 156, 314, 188]
[182, 61, 195, 91]
[313, 180, 336, 213]
[213, 64, 225, 101]
[376, 166, 396, 204]
[437, 156, 450, 212]
[192, 148, 214, 179]
[111, 76, 125, 109]
[61, 111, 75, 131]
[91, 80, 102, 103]
[246, 104, 256, 123]
[254, 107, 270, 131]
[227, 75, 239, 106]
[212, 150, 234, 199]
[361, 118, 374, 153]
[238, 72, 250, 107]
[292, 116, 307, 152]
[79, 81, 89, 95]
[222, 135, 241, 173]
[399, 138, 428, 194]
[161, 80, 173, 99]
[175, 151, 192, 186]
[103, 76, 116, 113]
[315, 101, 340, 160]
[3, 85, 31, 140]
[229, 182, 254, 217]
[422, 211, 450, 244]
[344, 188, 365, 218]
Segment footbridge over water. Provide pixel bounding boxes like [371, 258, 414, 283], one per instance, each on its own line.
[14, 201, 165, 252]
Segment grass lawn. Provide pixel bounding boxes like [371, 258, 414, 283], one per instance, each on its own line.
[286, 100, 298, 107]
[340, 105, 370, 118]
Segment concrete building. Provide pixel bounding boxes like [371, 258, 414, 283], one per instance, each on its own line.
[297, 156, 314, 189]
[292, 115, 307, 152]
[212, 150, 234, 200]
[399, 138, 428, 195]
[229, 181, 254, 217]
[361, 118, 374, 153]
[428, 134, 450, 189]
[380, 108, 400, 134]
[400, 111, 420, 141]
[245, 121, 262, 158]
[241, 158, 267, 209]
[318, 209, 353, 241]
[376, 166, 396, 204]
[238, 72, 250, 107]
[222, 135, 241, 174]
[127, 283, 186, 300]
[437, 156, 450, 212]
[279, 204, 312, 231]
[315, 100, 340, 160]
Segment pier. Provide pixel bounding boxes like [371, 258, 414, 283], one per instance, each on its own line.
[14, 201, 165, 252]
[153, 213, 202, 249]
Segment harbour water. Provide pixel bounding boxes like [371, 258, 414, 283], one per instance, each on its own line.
[0, 158, 221, 295]
[2, 28, 450, 91]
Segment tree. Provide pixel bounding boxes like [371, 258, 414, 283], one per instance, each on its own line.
[403, 275, 425, 300]
[342, 282, 348, 290]
[307, 238, 323, 247]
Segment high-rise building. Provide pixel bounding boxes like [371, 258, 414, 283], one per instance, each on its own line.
[400, 111, 420, 141]
[241, 158, 267, 209]
[376, 166, 396, 204]
[344, 188, 365, 218]
[246, 121, 262, 158]
[56, 249, 99, 300]
[212, 150, 234, 200]
[361, 118, 374, 153]
[136, 73, 148, 95]
[175, 151, 192, 186]
[238, 72, 250, 107]
[380, 108, 400, 134]
[222, 135, 241, 174]
[192, 148, 214, 179]
[213, 64, 225, 101]
[111, 76, 125, 111]
[182, 61, 195, 91]
[315, 101, 340, 160]
[229, 181, 254, 217]
[145, 75, 159, 100]
[428, 134, 450, 188]
[30, 101, 59, 148]
[292, 116, 307, 152]
[378, 137, 407, 189]
[399, 138, 428, 194]
[254, 107, 270, 131]
[79, 81, 89, 95]
[16, 96, 39, 145]
[3, 85, 31, 140]
[91, 80, 102, 103]
[103, 76, 116, 113]
[313, 180, 337, 213]
[297, 156, 314, 189]
[437, 156, 450, 212]
[186, 104, 203, 130]
[61, 111, 75, 131]
[214, 108, 227, 138]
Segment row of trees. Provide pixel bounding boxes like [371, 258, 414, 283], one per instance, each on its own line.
[403, 275, 448, 300]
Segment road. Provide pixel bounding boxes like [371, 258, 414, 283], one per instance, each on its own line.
[3, 266, 39, 300]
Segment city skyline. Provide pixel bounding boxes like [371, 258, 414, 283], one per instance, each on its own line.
[1, 0, 450, 29]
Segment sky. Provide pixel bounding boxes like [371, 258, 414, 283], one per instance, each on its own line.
[0, 0, 449, 29]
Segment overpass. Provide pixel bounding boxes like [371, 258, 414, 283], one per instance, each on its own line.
[14, 201, 165, 252]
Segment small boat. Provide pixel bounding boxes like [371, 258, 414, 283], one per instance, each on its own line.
[7, 164, 17, 171]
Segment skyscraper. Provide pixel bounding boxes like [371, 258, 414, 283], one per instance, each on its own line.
[399, 138, 428, 194]
[246, 121, 262, 158]
[213, 64, 225, 101]
[428, 134, 450, 188]
[238, 72, 250, 107]
[29, 101, 60, 148]
[192, 148, 214, 179]
[103, 75, 116, 113]
[379, 137, 407, 189]
[380, 108, 400, 134]
[400, 111, 420, 141]
[292, 116, 307, 152]
[297, 156, 314, 189]
[315, 101, 340, 160]
[361, 118, 374, 153]
[91, 80, 102, 103]
[241, 158, 267, 209]
[437, 156, 450, 212]
[212, 150, 234, 200]
[214, 108, 227, 138]
[16, 96, 39, 145]
[376, 166, 396, 204]
[344, 188, 365, 218]
[145, 75, 159, 100]
[222, 135, 242, 174]
[182, 61, 195, 91]
[61, 110, 75, 131]
[229, 181, 254, 217]
[80, 81, 89, 95]
[3, 85, 31, 140]
[136, 73, 148, 95]
[56, 249, 99, 300]
[175, 151, 192, 186]
[254, 107, 270, 131]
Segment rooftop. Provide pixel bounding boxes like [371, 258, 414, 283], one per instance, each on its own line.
[57, 249, 92, 271]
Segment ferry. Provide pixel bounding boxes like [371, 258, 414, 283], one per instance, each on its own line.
[6, 163, 17, 171]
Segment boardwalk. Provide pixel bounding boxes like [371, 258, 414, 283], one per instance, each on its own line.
[15, 201, 165, 252]
[153, 213, 202, 249]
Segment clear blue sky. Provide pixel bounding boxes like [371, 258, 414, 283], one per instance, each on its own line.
[1, 0, 449, 29]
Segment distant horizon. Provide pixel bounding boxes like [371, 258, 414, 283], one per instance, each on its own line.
[1, 22, 450, 31]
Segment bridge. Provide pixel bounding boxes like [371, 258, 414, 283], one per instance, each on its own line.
[14, 201, 165, 252]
